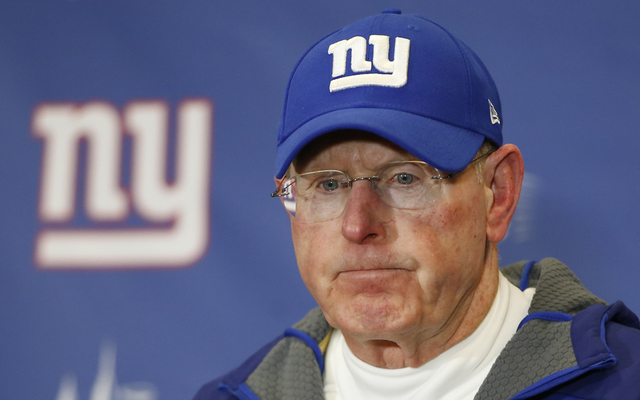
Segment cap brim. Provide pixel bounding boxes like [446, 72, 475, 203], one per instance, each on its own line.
[275, 108, 485, 178]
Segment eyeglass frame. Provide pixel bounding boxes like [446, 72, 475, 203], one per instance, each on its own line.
[270, 150, 494, 199]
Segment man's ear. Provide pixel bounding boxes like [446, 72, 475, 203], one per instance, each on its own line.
[483, 144, 524, 244]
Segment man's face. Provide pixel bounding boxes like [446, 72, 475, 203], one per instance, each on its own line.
[289, 131, 494, 343]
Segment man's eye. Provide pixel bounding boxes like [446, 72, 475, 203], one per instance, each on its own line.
[321, 179, 340, 191]
[395, 173, 414, 184]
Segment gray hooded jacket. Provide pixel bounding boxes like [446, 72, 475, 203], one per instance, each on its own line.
[195, 258, 640, 400]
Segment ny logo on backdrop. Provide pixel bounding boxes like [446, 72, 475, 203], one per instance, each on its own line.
[32, 99, 213, 270]
[328, 35, 410, 92]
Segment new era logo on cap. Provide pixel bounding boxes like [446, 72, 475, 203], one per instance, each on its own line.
[328, 35, 410, 92]
[489, 99, 500, 125]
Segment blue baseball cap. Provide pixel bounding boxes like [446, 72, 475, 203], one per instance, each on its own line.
[275, 9, 503, 178]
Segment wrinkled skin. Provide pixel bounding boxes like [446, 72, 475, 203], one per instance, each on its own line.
[283, 131, 524, 368]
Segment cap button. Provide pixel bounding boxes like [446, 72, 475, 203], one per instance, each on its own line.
[382, 8, 402, 14]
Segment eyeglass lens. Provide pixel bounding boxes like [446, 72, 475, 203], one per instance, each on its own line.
[279, 162, 443, 222]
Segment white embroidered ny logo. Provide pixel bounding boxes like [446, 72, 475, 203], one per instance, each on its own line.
[328, 35, 410, 92]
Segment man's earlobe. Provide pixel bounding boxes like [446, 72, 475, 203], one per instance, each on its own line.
[484, 144, 524, 243]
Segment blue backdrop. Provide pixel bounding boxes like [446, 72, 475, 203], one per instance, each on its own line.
[1, 1, 639, 399]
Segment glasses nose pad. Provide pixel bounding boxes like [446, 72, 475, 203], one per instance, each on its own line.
[372, 180, 394, 208]
[349, 177, 386, 206]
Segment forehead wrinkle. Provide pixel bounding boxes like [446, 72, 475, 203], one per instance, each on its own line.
[357, 142, 413, 172]
[298, 141, 362, 173]
[295, 130, 418, 174]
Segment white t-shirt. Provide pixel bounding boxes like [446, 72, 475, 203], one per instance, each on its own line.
[323, 273, 535, 400]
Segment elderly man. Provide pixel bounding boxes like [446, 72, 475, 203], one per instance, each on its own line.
[194, 10, 639, 400]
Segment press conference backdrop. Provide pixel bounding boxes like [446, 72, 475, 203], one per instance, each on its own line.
[1, 1, 639, 399]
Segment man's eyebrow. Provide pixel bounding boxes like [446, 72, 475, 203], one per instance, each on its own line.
[298, 157, 425, 175]
[367, 154, 423, 166]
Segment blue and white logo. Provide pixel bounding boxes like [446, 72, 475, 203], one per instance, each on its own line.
[32, 99, 213, 270]
[328, 35, 410, 92]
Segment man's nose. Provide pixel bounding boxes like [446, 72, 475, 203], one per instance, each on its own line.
[341, 180, 387, 243]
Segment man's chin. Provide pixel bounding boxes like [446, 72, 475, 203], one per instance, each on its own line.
[325, 302, 415, 338]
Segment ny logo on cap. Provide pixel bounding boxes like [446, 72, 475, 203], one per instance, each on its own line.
[328, 35, 410, 92]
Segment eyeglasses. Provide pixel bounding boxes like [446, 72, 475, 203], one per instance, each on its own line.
[271, 151, 493, 222]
